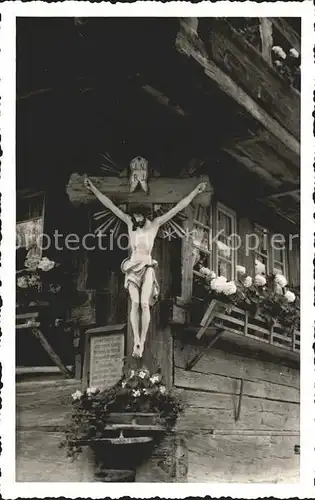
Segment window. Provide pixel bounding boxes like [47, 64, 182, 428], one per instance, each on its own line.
[192, 205, 212, 278]
[215, 203, 237, 280]
[254, 224, 288, 277]
[191, 202, 237, 283]
[16, 193, 45, 270]
[254, 224, 269, 275]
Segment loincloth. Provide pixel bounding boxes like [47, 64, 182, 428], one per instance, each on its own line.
[121, 257, 160, 306]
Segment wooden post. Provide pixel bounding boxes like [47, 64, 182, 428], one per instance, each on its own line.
[259, 18, 273, 65]
[180, 206, 194, 304]
[125, 236, 173, 388]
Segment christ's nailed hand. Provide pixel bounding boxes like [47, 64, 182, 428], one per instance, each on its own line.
[196, 182, 207, 194]
[84, 177, 94, 191]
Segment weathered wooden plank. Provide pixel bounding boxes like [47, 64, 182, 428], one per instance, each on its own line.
[176, 28, 300, 155]
[67, 173, 212, 207]
[174, 342, 300, 389]
[17, 380, 80, 429]
[70, 290, 96, 325]
[16, 311, 39, 320]
[16, 322, 41, 330]
[135, 434, 188, 483]
[233, 139, 298, 184]
[16, 430, 95, 482]
[180, 206, 194, 304]
[185, 433, 299, 483]
[175, 368, 299, 403]
[176, 391, 299, 432]
[259, 18, 273, 64]
[202, 19, 300, 139]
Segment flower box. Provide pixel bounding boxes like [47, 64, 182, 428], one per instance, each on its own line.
[198, 18, 300, 139]
[61, 369, 183, 460]
[172, 295, 300, 361]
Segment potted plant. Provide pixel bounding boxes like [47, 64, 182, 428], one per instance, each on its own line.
[60, 367, 183, 461]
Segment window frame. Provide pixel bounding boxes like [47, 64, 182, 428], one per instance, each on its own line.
[16, 192, 45, 269]
[190, 201, 237, 284]
[214, 202, 237, 281]
[254, 223, 289, 277]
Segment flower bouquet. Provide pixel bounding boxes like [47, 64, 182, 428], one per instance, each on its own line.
[60, 368, 183, 460]
[16, 254, 62, 307]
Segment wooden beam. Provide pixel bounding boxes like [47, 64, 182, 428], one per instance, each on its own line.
[259, 18, 273, 64]
[176, 29, 300, 157]
[223, 148, 282, 188]
[270, 18, 301, 53]
[259, 188, 300, 201]
[67, 173, 213, 207]
[31, 327, 72, 378]
[185, 328, 225, 371]
[142, 84, 189, 117]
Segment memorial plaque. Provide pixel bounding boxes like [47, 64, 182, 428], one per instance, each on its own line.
[83, 325, 125, 391]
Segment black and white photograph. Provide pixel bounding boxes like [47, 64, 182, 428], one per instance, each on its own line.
[1, 2, 314, 497]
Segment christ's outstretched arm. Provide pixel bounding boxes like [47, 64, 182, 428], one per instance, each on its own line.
[84, 177, 131, 225]
[154, 182, 207, 227]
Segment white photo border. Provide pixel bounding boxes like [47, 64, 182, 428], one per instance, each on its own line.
[1, 1, 314, 498]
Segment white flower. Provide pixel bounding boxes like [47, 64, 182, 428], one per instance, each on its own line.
[243, 276, 252, 288]
[17, 276, 29, 288]
[289, 48, 299, 58]
[132, 389, 141, 397]
[284, 290, 296, 303]
[274, 274, 287, 288]
[200, 267, 216, 280]
[138, 370, 147, 379]
[255, 259, 266, 275]
[217, 240, 231, 258]
[236, 265, 246, 275]
[86, 387, 98, 396]
[274, 60, 282, 67]
[272, 46, 286, 59]
[143, 388, 150, 395]
[149, 374, 161, 385]
[273, 268, 283, 276]
[37, 257, 55, 272]
[24, 255, 40, 271]
[121, 381, 127, 388]
[254, 274, 267, 287]
[210, 276, 228, 293]
[129, 370, 135, 378]
[71, 390, 83, 401]
[275, 284, 283, 295]
[222, 281, 237, 296]
[159, 385, 166, 395]
[199, 266, 211, 277]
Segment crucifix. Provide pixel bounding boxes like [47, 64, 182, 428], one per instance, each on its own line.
[67, 157, 212, 359]
[84, 176, 206, 358]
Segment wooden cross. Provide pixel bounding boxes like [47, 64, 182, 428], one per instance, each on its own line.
[67, 173, 212, 207]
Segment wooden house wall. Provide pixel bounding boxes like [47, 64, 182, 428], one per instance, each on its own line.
[172, 339, 299, 483]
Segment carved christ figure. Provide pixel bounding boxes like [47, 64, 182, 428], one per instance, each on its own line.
[84, 177, 206, 358]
